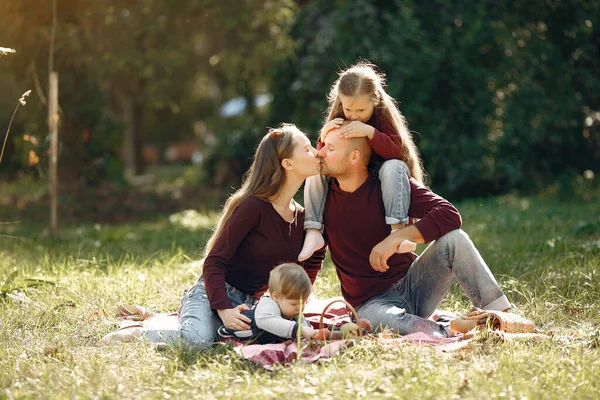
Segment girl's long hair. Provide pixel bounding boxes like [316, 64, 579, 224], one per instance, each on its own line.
[324, 61, 425, 184]
[204, 124, 299, 256]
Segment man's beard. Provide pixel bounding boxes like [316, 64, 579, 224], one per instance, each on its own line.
[319, 163, 333, 177]
[319, 162, 349, 179]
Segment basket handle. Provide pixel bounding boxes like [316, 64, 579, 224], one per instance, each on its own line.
[318, 299, 363, 337]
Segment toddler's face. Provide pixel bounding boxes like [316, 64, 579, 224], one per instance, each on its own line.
[275, 296, 308, 319]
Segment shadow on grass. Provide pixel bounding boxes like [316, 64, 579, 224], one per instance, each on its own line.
[160, 342, 266, 374]
[1, 219, 212, 268]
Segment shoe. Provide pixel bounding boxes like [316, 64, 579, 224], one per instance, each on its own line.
[450, 307, 534, 334]
[98, 324, 143, 345]
[117, 304, 153, 321]
[217, 325, 253, 340]
[501, 303, 524, 315]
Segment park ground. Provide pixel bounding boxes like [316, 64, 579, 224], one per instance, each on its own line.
[1, 172, 599, 399]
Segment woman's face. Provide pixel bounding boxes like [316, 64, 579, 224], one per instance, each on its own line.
[287, 131, 321, 178]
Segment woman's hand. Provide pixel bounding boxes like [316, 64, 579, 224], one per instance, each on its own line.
[217, 304, 252, 330]
[320, 118, 344, 142]
[339, 121, 375, 139]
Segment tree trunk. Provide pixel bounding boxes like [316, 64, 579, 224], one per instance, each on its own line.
[241, 79, 256, 118]
[121, 93, 145, 177]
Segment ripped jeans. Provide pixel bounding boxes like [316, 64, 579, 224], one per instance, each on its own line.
[142, 277, 257, 350]
[355, 229, 511, 337]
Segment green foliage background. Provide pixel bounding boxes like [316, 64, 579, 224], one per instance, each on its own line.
[1, 0, 599, 199]
[268, 0, 600, 198]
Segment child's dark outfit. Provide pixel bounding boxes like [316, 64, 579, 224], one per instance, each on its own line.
[218, 296, 312, 344]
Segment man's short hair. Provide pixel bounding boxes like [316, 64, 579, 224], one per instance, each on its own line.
[330, 121, 372, 164]
[339, 121, 371, 166]
[349, 135, 372, 166]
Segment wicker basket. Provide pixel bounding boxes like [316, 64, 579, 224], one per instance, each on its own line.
[318, 299, 364, 337]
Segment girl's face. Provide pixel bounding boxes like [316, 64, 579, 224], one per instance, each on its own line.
[286, 131, 321, 177]
[339, 93, 375, 123]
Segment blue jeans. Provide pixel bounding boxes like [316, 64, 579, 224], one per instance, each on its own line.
[143, 277, 257, 350]
[356, 229, 510, 337]
[304, 159, 411, 229]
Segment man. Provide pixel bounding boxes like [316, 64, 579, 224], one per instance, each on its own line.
[317, 130, 511, 337]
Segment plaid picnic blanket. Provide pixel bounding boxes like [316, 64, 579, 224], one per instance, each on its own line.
[105, 298, 540, 369]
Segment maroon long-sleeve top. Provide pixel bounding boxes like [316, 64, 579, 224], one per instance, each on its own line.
[202, 197, 324, 310]
[317, 114, 402, 162]
[323, 174, 462, 308]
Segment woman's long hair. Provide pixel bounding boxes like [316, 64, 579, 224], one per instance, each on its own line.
[324, 61, 425, 184]
[204, 124, 299, 256]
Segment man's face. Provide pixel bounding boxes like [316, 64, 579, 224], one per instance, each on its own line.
[317, 129, 351, 178]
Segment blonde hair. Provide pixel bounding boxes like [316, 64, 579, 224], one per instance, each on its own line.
[204, 124, 302, 255]
[325, 61, 425, 184]
[268, 263, 312, 300]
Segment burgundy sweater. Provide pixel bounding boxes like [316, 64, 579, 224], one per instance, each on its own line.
[323, 174, 462, 308]
[318, 114, 402, 162]
[202, 197, 324, 310]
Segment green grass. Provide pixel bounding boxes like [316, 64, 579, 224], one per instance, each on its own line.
[1, 189, 600, 399]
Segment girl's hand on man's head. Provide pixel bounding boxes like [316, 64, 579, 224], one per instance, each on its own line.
[339, 121, 375, 140]
[319, 118, 344, 142]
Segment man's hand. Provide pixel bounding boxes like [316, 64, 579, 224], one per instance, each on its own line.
[370, 225, 424, 272]
[217, 304, 252, 330]
[369, 235, 401, 272]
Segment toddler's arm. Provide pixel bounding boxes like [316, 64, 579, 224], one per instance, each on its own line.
[254, 297, 301, 339]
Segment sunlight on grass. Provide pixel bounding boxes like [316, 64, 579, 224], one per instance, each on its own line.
[1, 193, 600, 398]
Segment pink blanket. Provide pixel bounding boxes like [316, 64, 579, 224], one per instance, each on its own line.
[111, 297, 466, 368]
[231, 340, 353, 370]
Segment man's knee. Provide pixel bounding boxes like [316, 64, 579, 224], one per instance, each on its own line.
[434, 229, 476, 256]
[438, 229, 470, 246]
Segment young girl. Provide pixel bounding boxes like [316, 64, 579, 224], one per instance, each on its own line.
[218, 262, 318, 344]
[298, 61, 425, 261]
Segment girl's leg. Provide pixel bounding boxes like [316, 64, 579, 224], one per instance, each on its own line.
[298, 174, 329, 261]
[303, 174, 329, 230]
[378, 160, 415, 253]
[378, 160, 411, 226]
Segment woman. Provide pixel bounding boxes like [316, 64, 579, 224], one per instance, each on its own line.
[103, 123, 324, 349]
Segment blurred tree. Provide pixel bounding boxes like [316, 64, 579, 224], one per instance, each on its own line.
[3, 0, 596, 201]
[0, 0, 114, 186]
[0, 0, 297, 189]
[192, 0, 298, 186]
[269, 0, 600, 198]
